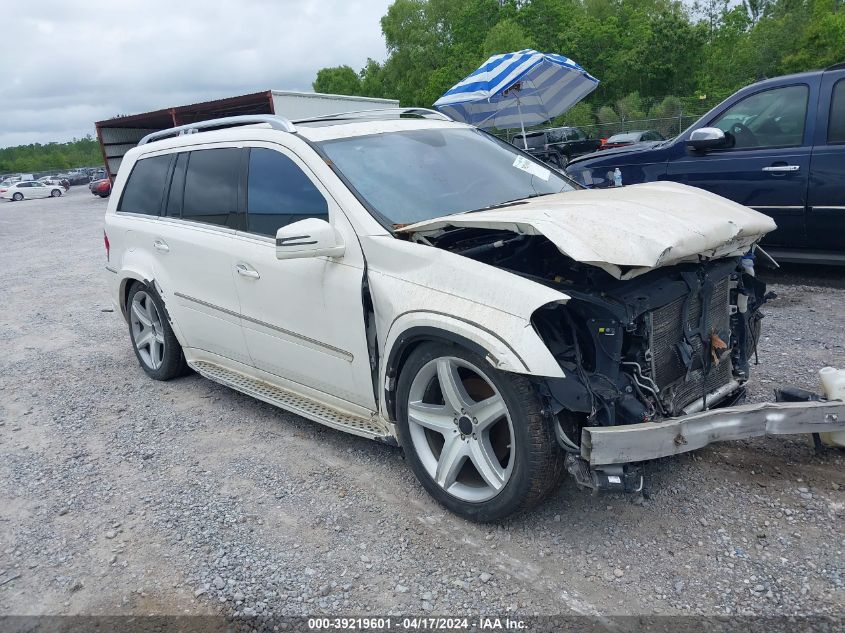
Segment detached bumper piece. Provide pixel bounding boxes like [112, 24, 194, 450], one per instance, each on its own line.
[581, 399, 845, 466]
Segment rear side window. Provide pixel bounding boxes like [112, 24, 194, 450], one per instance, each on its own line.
[829, 79, 845, 144]
[182, 148, 241, 227]
[246, 148, 328, 237]
[118, 154, 172, 215]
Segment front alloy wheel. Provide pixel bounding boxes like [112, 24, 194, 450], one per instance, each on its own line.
[396, 343, 564, 521]
[406, 356, 515, 502]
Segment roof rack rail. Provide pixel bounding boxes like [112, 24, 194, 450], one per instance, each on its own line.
[825, 61, 845, 71]
[138, 114, 296, 145]
[293, 107, 453, 123]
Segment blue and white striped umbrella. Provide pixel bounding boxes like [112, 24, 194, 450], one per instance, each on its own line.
[434, 49, 599, 143]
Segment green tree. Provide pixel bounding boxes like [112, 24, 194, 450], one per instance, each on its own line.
[616, 92, 646, 121]
[312, 65, 363, 95]
[0, 135, 101, 173]
[309, 0, 840, 129]
[781, 0, 845, 72]
[482, 19, 535, 56]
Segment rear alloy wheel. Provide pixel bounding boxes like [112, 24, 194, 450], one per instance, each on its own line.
[12, 192, 23, 201]
[50, 188, 62, 197]
[396, 343, 564, 521]
[127, 283, 188, 380]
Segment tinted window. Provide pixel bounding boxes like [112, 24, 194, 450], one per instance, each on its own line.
[119, 154, 172, 215]
[711, 84, 808, 149]
[829, 79, 845, 144]
[182, 148, 241, 227]
[246, 148, 328, 237]
[165, 152, 188, 217]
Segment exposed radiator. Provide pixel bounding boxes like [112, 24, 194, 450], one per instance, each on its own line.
[649, 276, 732, 414]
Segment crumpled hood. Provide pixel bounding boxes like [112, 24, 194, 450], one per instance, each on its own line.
[398, 182, 776, 280]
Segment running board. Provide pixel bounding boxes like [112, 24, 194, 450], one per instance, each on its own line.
[190, 360, 393, 442]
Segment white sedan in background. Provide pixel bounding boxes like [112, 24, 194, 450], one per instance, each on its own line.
[0, 180, 64, 201]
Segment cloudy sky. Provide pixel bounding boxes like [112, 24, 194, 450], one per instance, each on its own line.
[1, 0, 392, 148]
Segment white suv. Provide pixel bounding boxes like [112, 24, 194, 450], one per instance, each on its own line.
[104, 110, 779, 521]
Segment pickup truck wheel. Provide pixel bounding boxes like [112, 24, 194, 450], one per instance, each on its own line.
[127, 283, 187, 380]
[396, 342, 564, 521]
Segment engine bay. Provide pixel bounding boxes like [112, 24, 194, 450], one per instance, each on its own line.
[417, 226, 771, 444]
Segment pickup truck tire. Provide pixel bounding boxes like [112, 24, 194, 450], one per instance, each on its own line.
[396, 342, 564, 522]
[127, 282, 188, 381]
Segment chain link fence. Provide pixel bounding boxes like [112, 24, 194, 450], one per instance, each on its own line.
[498, 114, 705, 143]
[577, 114, 703, 139]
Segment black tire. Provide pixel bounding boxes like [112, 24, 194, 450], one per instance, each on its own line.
[395, 342, 564, 522]
[50, 189, 62, 197]
[99, 192, 109, 198]
[12, 192, 23, 201]
[126, 282, 189, 380]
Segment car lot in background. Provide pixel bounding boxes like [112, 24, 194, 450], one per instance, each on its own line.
[598, 129, 665, 150]
[511, 125, 601, 168]
[0, 179, 63, 200]
[566, 63, 845, 262]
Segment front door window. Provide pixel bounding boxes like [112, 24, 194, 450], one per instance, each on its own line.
[710, 84, 808, 149]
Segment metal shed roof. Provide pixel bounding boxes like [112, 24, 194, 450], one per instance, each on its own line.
[95, 90, 398, 179]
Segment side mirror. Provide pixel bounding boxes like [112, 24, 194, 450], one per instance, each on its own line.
[275, 218, 345, 261]
[687, 127, 727, 151]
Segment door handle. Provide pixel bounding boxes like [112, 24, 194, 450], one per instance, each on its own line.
[762, 165, 800, 173]
[153, 239, 170, 252]
[235, 264, 260, 279]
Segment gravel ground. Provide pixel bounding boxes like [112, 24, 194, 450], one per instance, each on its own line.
[0, 188, 843, 622]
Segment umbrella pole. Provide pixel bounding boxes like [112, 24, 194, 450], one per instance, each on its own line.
[517, 97, 528, 150]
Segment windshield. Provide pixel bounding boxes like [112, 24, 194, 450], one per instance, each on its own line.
[317, 127, 576, 225]
[607, 132, 641, 143]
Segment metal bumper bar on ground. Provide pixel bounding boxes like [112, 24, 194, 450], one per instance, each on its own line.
[581, 400, 845, 466]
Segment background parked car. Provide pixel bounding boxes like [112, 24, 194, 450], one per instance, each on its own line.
[37, 175, 70, 190]
[1, 180, 64, 201]
[511, 125, 601, 168]
[598, 129, 664, 150]
[64, 171, 92, 186]
[89, 178, 111, 197]
[565, 63, 845, 261]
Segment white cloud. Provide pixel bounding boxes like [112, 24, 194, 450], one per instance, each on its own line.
[1, 0, 391, 148]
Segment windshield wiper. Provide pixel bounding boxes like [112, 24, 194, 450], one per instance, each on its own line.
[462, 191, 555, 214]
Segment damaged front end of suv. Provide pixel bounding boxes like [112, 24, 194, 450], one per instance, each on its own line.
[399, 181, 844, 493]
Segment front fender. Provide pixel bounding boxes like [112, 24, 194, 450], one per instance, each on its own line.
[379, 310, 566, 422]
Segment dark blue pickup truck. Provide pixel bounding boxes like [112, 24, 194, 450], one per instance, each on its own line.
[566, 63, 845, 263]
